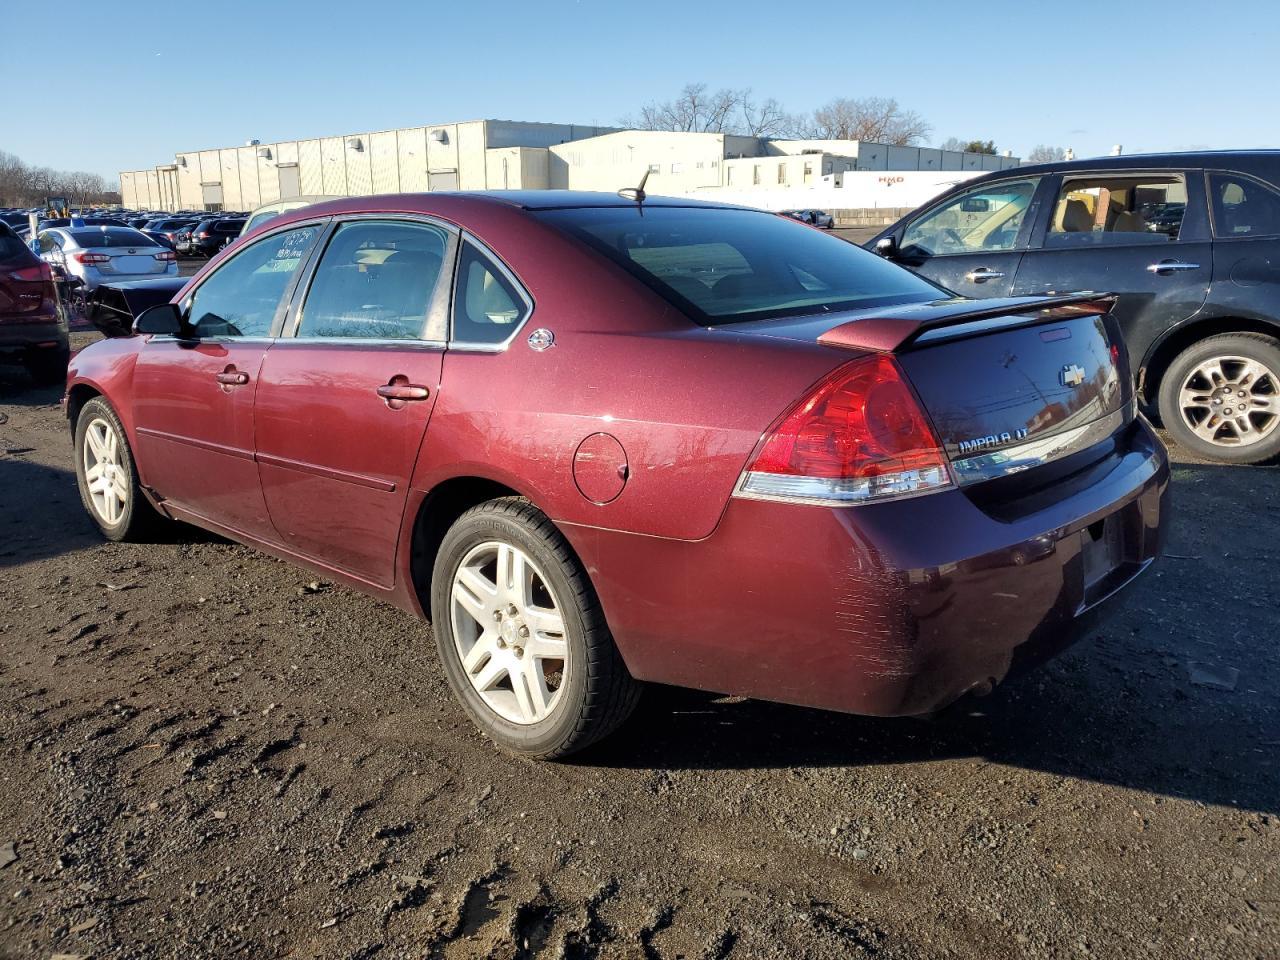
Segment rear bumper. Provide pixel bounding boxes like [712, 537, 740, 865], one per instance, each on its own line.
[0, 314, 67, 355]
[566, 417, 1169, 717]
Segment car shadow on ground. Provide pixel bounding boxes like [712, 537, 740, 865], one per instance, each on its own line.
[593, 458, 1279, 817]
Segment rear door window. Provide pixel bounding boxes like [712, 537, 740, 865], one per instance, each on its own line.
[1046, 174, 1187, 245]
[296, 220, 448, 340]
[1209, 173, 1280, 238]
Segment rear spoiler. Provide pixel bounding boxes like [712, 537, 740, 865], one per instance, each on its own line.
[817, 293, 1118, 353]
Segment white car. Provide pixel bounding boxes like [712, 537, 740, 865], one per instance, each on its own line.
[38, 225, 178, 292]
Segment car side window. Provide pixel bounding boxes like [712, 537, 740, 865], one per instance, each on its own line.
[186, 225, 320, 338]
[451, 242, 529, 345]
[900, 178, 1040, 257]
[1209, 173, 1280, 238]
[296, 220, 448, 340]
[1046, 174, 1186, 246]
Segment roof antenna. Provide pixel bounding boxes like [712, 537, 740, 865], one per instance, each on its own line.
[618, 169, 650, 204]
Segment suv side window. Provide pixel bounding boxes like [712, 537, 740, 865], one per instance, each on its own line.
[186, 224, 320, 338]
[296, 220, 448, 340]
[1046, 174, 1186, 246]
[451, 241, 530, 345]
[1209, 172, 1280, 238]
[900, 178, 1040, 257]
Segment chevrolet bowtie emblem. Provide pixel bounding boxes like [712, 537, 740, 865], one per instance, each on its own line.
[1060, 364, 1086, 387]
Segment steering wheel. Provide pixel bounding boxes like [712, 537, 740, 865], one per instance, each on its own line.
[939, 228, 965, 249]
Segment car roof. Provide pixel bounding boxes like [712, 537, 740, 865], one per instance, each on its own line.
[989, 148, 1280, 178]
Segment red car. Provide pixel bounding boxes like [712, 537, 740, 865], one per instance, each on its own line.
[64, 193, 1169, 758]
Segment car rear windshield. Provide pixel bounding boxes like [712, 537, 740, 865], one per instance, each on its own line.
[0, 232, 30, 262]
[535, 206, 940, 324]
[69, 228, 158, 248]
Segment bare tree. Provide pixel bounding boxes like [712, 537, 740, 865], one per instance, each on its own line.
[939, 137, 998, 154]
[637, 82, 743, 134]
[1027, 144, 1066, 163]
[0, 150, 119, 207]
[810, 97, 931, 145]
[738, 92, 789, 138]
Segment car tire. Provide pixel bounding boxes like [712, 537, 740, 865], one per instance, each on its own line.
[430, 497, 642, 759]
[1157, 333, 1280, 464]
[25, 346, 70, 386]
[74, 397, 166, 541]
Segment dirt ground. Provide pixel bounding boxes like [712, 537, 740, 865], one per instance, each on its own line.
[0, 330, 1276, 960]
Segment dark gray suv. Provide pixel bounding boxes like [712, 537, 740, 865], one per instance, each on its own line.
[870, 151, 1280, 464]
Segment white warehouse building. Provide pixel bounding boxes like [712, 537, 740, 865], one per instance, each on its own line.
[119, 118, 1020, 212]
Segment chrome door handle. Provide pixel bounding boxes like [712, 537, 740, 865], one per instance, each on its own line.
[215, 370, 249, 386]
[1147, 261, 1200, 274]
[964, 268, 1006, 283]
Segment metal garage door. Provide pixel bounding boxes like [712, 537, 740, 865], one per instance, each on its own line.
[429, 170, 458, 191]
[278, 164, 301, 198]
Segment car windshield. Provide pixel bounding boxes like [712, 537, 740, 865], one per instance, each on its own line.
[68, 228, 158, 248]
[535, 206, 939, 324]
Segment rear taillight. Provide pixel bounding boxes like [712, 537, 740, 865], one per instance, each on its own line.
[74, 252, 110, 264]
[7, 262, 52, 283]
[154, 251, 176, 261]
[736, 355, 952, 505]
[197, 231, 210, 238]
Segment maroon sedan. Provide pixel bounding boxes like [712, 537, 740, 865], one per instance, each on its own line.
[64, 193, 1169, 758]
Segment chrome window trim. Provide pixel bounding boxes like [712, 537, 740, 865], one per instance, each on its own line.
[274, 336, 448, 350]
[282, 213, 459, 344]
[446, 231, 535, 353]
[949, 403, 1132, 486]
[145, 336, 275, 346]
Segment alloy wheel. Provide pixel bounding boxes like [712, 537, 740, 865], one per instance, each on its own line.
[1178, 354, 1279, 447]
[82, 417, 129, 524]
[449, 540, 570, 725]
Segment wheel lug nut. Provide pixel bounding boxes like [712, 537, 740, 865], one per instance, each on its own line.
[518, 626, 529, 639]
[493, 610, 503, 621]
[507, 604, 518, 616]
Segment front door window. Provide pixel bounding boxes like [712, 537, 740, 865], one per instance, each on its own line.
[901, 179, 1040, 257]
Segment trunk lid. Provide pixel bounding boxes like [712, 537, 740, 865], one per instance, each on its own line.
[718, 294, 1130, 485]
[90, 246, 168, 276]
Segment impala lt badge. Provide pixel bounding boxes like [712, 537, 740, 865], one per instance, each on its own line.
[957, 427, 1030, 455]
[1060, 363, 1086, 387]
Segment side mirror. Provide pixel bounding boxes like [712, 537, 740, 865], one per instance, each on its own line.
[874, 236, 897, 258]
[134, 303, 183, 336]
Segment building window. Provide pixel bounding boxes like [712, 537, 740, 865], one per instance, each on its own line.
[711, 160, 719, 168]
[803, 162, 814, 184]
[648, 163, 660, 175]
[777, 164, 787, 185]
[753, 165, 761, 185]
[727, 167, 735, 185]
[671, 162, 683, 174]
[695, 161, 704, 169]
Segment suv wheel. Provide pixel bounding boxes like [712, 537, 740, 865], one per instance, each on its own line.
[1158, 333, 1280, 464]
[74, 397, 166, 541]
[430, 498, 641, 759]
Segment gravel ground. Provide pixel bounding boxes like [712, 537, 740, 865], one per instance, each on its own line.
[0, 331, 1276, 960]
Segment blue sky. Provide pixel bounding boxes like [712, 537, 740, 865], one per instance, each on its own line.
[5, 0, 1277, 180]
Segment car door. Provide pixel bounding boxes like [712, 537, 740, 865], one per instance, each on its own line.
[1011, 170, 1212, 369]
[252, 217, 455, 587]
[131, 222, 324, 538]
[885, 175, 1046, 297]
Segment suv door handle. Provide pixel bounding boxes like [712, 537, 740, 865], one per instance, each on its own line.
[964, 267, 1006, 282]
[1147, 260, 1200, 274]
[215, 369, 249, 386]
